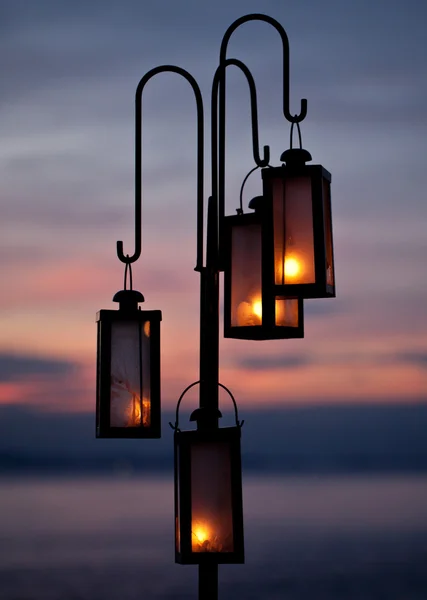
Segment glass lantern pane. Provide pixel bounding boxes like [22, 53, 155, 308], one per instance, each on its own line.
[231, 223, 262, 327]
[110, 321, 151, 428]
[273, 177, 315, 285]
[323, 178, 334, 286]
[190, 441, 234, 553]
[275, 297, 299, 327]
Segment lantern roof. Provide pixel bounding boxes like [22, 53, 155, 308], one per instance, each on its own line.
[279, 147, 312, 166]
[113, 289, 145, 311]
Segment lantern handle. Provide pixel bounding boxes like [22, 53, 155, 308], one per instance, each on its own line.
[238, 165, 260, 214]
[219, 13, 307, 124]
[169, 380, 243, 431]
[116, 65, 205, 272]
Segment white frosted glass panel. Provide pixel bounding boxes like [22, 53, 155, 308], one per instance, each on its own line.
[275, 298, 299, 327]
[191, 442, 234, 553]
[272, 178, 285, 285]
[110, 321, 151, 427]
[231, 224, 262, 327]
[273, 177, 315, 285]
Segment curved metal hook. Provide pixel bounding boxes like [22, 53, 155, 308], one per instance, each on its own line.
[212, 58, 269, 245]
[212, 58, 269, 176]
[116, 65, 204, 271]
[219, 13, 307, 123]
[211, 58, 269, 209]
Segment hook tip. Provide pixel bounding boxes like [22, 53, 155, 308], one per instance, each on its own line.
[116, 240, 127, 263]
[262, 144, 270, 167]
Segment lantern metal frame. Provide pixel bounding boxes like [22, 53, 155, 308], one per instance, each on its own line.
[261, 154, 335, 300]
[172, 381, 244, 565]
[174, 426, 244, 565]
[223, 209, 304, 340]
[96, 289, 162, 439]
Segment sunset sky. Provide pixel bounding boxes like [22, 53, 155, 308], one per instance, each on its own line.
[1, 0, 426, 415]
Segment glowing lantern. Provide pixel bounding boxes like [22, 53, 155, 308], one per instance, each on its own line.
[96, 289, 161, 438]
[174, 415, 244, 564]
[262, 148, 335, 298]
[223, 205, 304, 340]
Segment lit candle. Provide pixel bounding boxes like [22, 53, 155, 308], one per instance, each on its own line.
[275, 253, 305, 285]
[236, 295, 262, 326]
[111, 371, 152, 428]
[126, 394, 151, 427]
[192, 520, 223, 552]
[284, 255, 301, 280]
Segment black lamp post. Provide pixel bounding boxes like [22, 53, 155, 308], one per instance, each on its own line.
[96, 13, 335, 600]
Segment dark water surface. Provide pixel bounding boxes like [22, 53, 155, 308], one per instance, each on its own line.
[1, 474, 426, 599]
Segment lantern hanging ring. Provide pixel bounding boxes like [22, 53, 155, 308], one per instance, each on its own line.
[169, 380, 243, 431]
[123, 257, 133, 290]
[289, 120, 303, 150]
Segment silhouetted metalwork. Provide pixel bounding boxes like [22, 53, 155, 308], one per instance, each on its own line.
[216, 14, 308, 267]
[170, 381, 243, 431]
[238, 165, 261, 214]
[116, 66, 205, 272]
[97, 12, 334, 600]
[211, 57, 269, 220]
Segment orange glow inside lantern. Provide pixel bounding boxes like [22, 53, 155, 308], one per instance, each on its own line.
[174, 427, 244, 564]
[189, 440, 234, 554]
[223, 209, 304, 340]
[272, 176, 316, 286]
[236, 294, 262, 326]
[109, 319, 152, 428]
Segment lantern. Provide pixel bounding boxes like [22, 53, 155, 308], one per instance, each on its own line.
[96, 289, 162, 438]
[262, 148, 335, 299]
[174, 408, 244, 564]
[223, 204, 304, 340]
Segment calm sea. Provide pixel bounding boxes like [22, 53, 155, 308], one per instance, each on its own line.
[1, 474, 426, 599]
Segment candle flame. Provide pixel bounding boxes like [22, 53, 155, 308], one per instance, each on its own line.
[252, 299, 262, 318]
[191, 521, 224, 552]
[284, 256, 301, 279]
[127, 395, 151, 427]
[236, 295, 262, 327]
[193, 525, 210, 544]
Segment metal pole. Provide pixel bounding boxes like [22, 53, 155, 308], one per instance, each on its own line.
[198, 195, 220, 599]
[199, 563, 218, 600]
